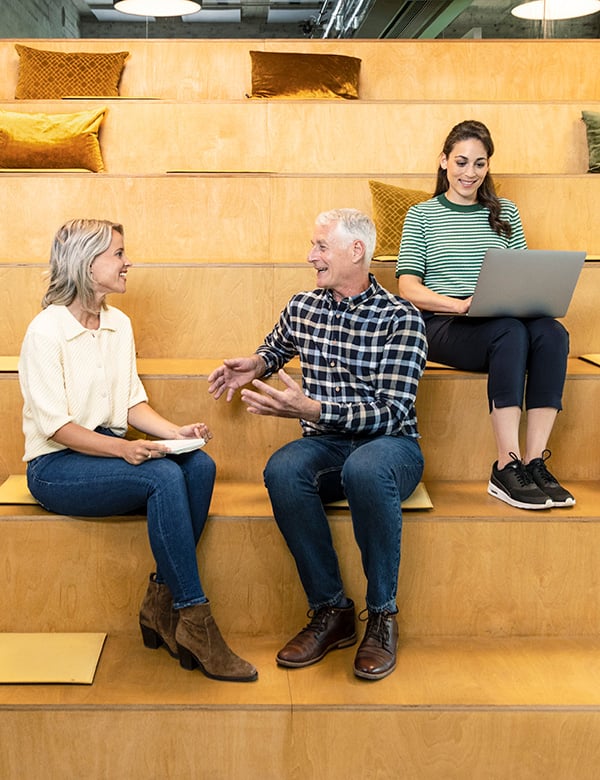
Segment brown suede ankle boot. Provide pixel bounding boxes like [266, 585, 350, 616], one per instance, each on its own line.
[139, 573, 179, 658]
[175, 602, 258, 682]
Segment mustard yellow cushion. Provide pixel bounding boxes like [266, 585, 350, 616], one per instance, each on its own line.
[582, 110, 600, 173]
[248, 50, 361, 100]
[369, 180, 431, 260]
[0, 108, 106, 172]
[15, 44, 128, 99]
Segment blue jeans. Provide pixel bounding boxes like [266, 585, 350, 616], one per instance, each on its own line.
[26, 436, 216, 609]
[263, 434, 424, 614]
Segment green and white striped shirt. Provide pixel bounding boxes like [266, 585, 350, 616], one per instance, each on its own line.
[395, 194, 527, 296]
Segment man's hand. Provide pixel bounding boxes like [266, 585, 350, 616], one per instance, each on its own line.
[240, 369, 321, 421]
[208, 357, 265, 402]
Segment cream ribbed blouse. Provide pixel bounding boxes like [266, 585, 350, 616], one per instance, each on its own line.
[18, 304, 148, 461]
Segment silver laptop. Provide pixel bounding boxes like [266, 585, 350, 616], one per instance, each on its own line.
[448, 249, 586, 318]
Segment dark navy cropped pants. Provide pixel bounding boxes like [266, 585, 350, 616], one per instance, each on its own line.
[423, 313, 569, 412]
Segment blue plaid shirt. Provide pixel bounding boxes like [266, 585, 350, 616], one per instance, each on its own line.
[256, 274, 427, 438]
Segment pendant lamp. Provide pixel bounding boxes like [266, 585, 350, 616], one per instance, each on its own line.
[511, 0, 600, 20]
[114, 0, 201, 16]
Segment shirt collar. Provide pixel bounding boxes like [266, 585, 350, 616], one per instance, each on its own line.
[325, 273, 379, 310]
[55, 304, 119, 341]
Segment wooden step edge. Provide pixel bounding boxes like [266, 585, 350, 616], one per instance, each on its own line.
[2, 480, 600, 522]
[2, 356, 599, 379]
[2, 632, 600, 711]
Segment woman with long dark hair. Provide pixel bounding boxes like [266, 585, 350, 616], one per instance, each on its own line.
[397, 120, 574, 510]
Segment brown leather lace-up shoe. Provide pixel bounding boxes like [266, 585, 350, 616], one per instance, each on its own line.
[354, 610, 398, 680]
[276, 601, 356, 668]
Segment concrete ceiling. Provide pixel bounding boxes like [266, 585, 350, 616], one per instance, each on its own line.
[76, 0, 600, 39]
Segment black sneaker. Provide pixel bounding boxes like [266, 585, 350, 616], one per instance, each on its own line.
[488, 452, 552, 510]
[526, 450, 575, 507]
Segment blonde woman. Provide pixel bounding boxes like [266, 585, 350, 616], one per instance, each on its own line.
[19, 218, 257, 682]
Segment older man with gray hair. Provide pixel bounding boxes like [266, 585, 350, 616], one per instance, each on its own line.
[208, 208, 427, 680]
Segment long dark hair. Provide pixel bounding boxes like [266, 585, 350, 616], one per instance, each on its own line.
[435, 120, 512, 239]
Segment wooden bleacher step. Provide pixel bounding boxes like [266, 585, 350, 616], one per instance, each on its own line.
[2, 632, 600, 779]
[2, 480, 600, 638]
[2, 356, 599, 482]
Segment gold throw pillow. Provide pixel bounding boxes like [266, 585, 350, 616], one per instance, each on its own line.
[369, 180, 431, 259]
[0, 108, 107, 172]
[15, 44, 129, 99]
[248, 50, 361, 100]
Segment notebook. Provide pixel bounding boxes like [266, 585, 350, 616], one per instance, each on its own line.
[440, 249, 586, 318]
[154, 438, 206, 454]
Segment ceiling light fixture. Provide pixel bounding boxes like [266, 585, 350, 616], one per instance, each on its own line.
[114, 0, 201, 16]
[511, 0, 600, 20]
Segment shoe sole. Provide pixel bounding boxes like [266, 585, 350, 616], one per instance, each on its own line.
[276, 634, 357, 668]
[487, 481, 552, 510]
[177, 643, 258, 682]
[549, 497, 576, 508]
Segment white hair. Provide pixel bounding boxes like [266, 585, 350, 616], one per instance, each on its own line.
[315, 208, 376, 266]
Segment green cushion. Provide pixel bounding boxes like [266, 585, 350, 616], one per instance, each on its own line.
[582, 110, 600, 173]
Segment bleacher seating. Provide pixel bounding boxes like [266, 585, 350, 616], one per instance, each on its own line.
[0, 38, 599, 779]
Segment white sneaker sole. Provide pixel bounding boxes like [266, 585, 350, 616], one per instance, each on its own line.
[548, 496, 576, 508]
[487, 481, 552, 510]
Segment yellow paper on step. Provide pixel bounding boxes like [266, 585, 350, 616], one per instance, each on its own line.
[0, 475, 36, 504]
[0, 356, 18, 372]
[326, 481, 433, 510]
[579, 354, 600, 368]
[425, 360, 458, 370]
[0, 633, 106, 684]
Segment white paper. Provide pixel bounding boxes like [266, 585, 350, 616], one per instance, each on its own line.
[155, 438, 206, 454]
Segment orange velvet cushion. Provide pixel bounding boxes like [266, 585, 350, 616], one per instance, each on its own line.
[0, 108, 107, 172]
[15, 44, 129, 99]
[248, 50, 361, 100]
[369, 180, 431, 260]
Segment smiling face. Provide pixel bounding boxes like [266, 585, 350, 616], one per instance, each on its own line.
[90, 228, 131, 299]
[307, 219, 367, 301]
[440, 137, 490, 205]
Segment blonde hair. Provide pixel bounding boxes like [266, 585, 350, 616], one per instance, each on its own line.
[42, 219, 124, 312]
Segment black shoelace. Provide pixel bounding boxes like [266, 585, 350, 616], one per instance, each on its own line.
[528, 449, 557, 486]
[507, 452, 535, 486]
[359, 609, 391, 647]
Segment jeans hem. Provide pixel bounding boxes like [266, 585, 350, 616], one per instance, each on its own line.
[174, 596, 209, 610]
[308, 589, 346, 612]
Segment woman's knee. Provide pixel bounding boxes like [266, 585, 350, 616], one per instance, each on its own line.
[529, 317, 569, 353]
[490, 318, 530, 355]
[190, 450, 216, 483]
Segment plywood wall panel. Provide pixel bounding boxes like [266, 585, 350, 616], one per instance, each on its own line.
[265, 102, 593, 176]
[1, 40, 599, 101]
[0, 175, 272, 263]
[1, 99, 595, 175]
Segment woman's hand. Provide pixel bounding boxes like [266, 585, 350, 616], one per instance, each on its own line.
[455, 295, 473, 314]
[117, 438, 169, 466]
[398, 273, 473, 314]
[174, 422, 213, 442]
[121, 425, 212, 466]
